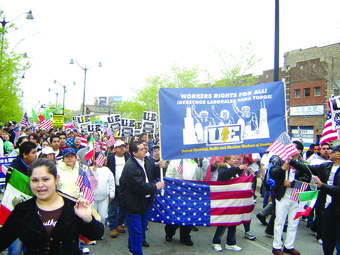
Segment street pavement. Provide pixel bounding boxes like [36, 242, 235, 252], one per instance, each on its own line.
[89, 184, 326, 255]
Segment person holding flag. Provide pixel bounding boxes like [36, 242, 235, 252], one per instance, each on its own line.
[90, 152, 115, 227]
[270, 140, 310, 255]
[289, 144, 340, 255]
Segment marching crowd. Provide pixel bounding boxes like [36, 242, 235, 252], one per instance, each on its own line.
[0, 121, 339, 255]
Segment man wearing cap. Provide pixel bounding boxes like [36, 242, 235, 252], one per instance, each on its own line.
[38, 146, 56, 163]
[106, 140, 130, 238]
[57, 148, 81, 199]
[289, 144, 340, 255]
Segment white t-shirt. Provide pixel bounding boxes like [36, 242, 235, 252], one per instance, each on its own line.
[325, 164, 340, 209]
[115, 155, 125, 186]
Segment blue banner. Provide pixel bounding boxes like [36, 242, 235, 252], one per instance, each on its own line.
[159, 81, 286, 160]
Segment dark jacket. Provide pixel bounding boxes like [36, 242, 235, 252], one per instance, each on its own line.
[107, 152, 130, 196]
[119, 156, 160, 214]
[5, 156, 28, 185]
[0, 196, 104, 255]
[290, 159, 340, 216]
[211, 163, 243, 181]
[270, 157, 310, 201]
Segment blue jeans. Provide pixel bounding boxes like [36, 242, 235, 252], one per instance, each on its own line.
[107, 186, 125, 230]
[7, 238, 23, 255]
[212, 225, 236, 245]
[124, 198, 150, 255]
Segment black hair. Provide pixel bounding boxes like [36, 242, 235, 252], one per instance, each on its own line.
[29, 133, 39, 141]
[28, 158, 57, 178]
[19, 141, 37, 159]
[50, 135, 60, 143]
[293, 140, 304, 155]
[129, 140, 143, 155]
[15, 136, 28, 148]
[320, 142, 330, 148]
[58, 132, 67, 139]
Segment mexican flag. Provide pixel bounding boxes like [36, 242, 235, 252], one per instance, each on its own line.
[32, 108, 44, 123]
[84, 135, 94, 161]
[294, 190, 319, 220]
[0, 169, 33, 225]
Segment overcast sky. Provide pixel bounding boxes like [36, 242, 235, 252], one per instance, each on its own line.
[1, 0, 340, 113]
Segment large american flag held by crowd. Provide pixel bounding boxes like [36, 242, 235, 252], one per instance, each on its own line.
[149, 175, 254, 226]
[266, 132, 299, 161]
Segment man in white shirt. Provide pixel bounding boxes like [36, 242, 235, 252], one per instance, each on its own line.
[106, 140, 130, 238]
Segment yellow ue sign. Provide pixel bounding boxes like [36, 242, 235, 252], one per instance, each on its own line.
[53, 115, 64, 128]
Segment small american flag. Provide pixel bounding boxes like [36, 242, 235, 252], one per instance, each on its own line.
[266, 132, 299, 161]
[95, 153, 104, 167]
[82, 170, 94, 203]
[75, 175, 83, 188]
[80, 136, 87, 147]
[94, 142, 101, 152]
[108, 135, 116, 147]
[38, 120, 53, 129]
[290, 181, 309, 201]
[177, 159, 183, 177]
[66, 138, 75, 147]
[319, 110, 338, 146]
[20, 112, 29, 128]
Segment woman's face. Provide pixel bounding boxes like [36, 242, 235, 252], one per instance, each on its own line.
[30, 166, 58, 201]
[42, 141, 49, 148]
[226, 156, 238, 167]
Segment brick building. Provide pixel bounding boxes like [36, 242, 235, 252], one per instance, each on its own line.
[255, 43, 340, 146]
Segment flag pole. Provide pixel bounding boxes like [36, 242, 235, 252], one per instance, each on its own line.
[157, 86, 164, 196]
[283, 79, 289, 133]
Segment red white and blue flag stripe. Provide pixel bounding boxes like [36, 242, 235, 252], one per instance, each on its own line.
[266, 132, 299, 161]
[149, 175, 254, 226]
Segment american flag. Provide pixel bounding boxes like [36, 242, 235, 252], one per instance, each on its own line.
[319, 110, 338, 146]
[177, 159, 183, 177]
[94, 142, 101, 152]
[20, 112, 29, 128]
[108, 135, 116, 147]
[66, 138, 74, 147]
[95, 153, 105, 167]
[149, 175, 254, 226]
[38, 119, 53, 129]
[290, 181, 309, 201]
[80, 136, 87, 147]
[266, 132, 299, 161]
[75, 174, 83, 188]
[82, 170, 94, 203]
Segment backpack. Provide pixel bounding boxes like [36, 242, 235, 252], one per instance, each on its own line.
[263, 155, 283, 192]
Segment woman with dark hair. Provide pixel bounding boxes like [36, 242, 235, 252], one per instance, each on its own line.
[0, 158, 104, 254]
[8, 136, 28, 157]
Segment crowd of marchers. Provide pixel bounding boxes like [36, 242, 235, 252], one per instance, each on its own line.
[0, 121, 339, 255]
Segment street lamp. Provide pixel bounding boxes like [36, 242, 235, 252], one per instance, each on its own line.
[54, 80, 76, 116]
[48, 88, 58, 108]
[69, 59, 102, 115]
[0, 10, 33, 64]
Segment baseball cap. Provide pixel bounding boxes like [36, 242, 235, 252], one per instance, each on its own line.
[330, 145, 340, 153]
[41, 146, 54, 155]
[63, 148, 76, 156]
[114, 140, 125, 148]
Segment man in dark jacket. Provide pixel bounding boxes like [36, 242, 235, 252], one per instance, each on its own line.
[120, 141, 164, 255]
[270, 141, 309, 255]
[290, 144, 340, 255]
[106, 140, 130, 238]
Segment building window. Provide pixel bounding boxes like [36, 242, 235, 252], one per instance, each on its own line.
[314, 87, 321, 96]
[295, 89, 300, 98]
[304, 88, 310, 97]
